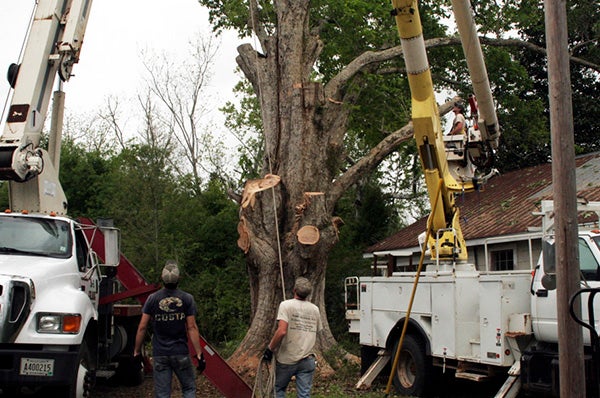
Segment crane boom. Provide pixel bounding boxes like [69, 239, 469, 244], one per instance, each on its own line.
[0, 0, 93, 214]
[391, 0, 499, 264]
[450, 0, 499, 149]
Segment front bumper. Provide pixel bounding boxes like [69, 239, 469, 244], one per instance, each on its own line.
[0, 343, 79, 388]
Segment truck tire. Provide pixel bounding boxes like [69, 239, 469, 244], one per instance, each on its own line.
[52, 342, 95, 398]
[71, 342, 95, 398]
[391, 334, 432, 397]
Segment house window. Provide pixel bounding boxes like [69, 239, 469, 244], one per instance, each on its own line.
[491, 249, 514, 271]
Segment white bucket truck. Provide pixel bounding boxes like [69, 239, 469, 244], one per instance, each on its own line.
[346, 200, 600, 397]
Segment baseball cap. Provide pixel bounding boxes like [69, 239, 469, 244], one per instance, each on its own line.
[161, 261, 180, 284]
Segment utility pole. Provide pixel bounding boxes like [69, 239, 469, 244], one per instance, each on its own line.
[544, 1, 586, 397]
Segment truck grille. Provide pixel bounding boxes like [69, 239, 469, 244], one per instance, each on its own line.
[0, 277, 33, 343]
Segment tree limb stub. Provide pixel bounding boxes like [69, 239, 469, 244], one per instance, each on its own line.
[241, 174, 281, 209]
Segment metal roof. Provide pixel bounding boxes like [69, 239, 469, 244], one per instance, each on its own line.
[365, 153, 600, 253]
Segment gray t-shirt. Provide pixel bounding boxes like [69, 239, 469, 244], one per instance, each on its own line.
[275, 298, 322, 364]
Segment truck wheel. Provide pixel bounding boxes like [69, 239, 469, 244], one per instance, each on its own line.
[391, 334, 432, 397]
[66, 340, 96, 398]
[72, 342, 95, 398]
[52, 342, 95, 398]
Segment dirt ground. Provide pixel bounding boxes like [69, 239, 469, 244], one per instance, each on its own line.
[8, 360, 510, 398]
[91, 374, 223, 398]
[89, 369, 510, 398]
[89, 368, 363, 397]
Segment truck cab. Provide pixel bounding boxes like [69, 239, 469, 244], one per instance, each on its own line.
[531, 230, 600, 345]
[520, 228, 600, 397]
[0, 212, 100, 346]
[0, 211, 121, 396]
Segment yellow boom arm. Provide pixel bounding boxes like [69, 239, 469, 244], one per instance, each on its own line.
[391, 0, 498, 263]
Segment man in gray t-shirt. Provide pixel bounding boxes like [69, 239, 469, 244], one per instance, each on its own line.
[263, 277, 322, 398]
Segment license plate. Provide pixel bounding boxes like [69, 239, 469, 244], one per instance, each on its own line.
[19, 358, 54, 376]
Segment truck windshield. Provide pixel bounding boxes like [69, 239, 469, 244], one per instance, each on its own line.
[0, 216, 71, 259]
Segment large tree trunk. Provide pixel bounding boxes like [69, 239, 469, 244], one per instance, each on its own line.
[229, 0, 348, 376]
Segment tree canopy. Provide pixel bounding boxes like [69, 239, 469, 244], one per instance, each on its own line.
[207, 0, 599, 176]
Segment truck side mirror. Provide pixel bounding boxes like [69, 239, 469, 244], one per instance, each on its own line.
[541, 273, 556, 290]
[96, 218, 120, 267]
[541, 238, 557, 290]
[101, 227, 120, 267]
[542, 238, 556, 274]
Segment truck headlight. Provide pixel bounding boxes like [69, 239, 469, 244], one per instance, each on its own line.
[36, 313, 81, 334]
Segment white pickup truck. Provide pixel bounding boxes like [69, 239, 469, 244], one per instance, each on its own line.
[346, 201, 600, 397]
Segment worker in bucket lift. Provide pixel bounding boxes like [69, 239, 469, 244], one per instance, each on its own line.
[263, 277, 323, 398]
[134, 260, 205, 398]
[449, 101, 467, 135]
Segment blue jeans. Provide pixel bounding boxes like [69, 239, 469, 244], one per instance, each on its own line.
[152, 355, 196, 398]
[275, 356, 316, 398]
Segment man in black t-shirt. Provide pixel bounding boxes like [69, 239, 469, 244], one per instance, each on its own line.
[134, 261, 203, 398]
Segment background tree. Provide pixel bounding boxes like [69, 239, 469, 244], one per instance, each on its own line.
[141, 37, 232, 193]
[48, 29, 253, 351]
[58, 104, 251, 350]
[510, 0, 600, 160]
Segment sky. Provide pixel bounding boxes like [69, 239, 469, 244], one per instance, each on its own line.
[0, 0, 243, 133]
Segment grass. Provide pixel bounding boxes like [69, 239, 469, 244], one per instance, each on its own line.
[275, 377, 407, 398]
[275, 359, 509, 398]
[218, 339, 505, 398]
[310, 378, 406, 398]
[271, 357, 409, 398]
